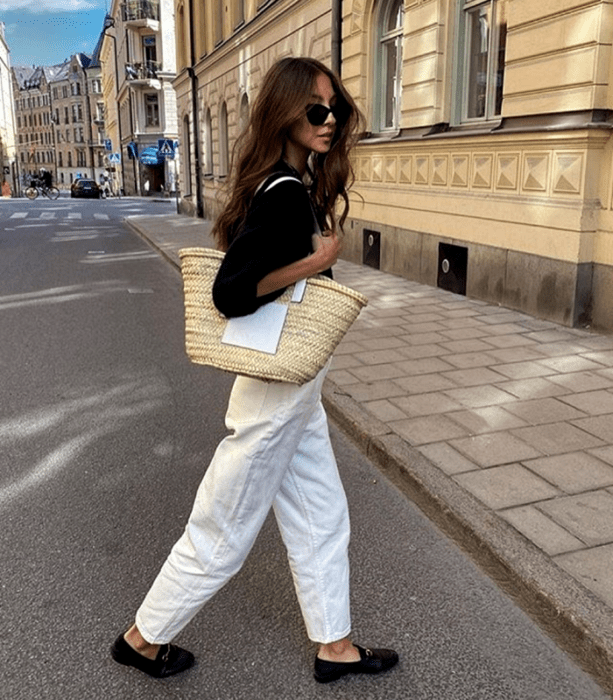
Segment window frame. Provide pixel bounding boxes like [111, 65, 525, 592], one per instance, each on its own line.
[144, 93, 160, 128]
[453, 0, 507, 125]
[374, 0, 404, 133]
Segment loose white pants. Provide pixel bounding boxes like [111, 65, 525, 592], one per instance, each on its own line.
[135, 364, 351, 645]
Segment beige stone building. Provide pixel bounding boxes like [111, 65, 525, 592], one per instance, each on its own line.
[13, 51, 106, 192]
[0, 22, 17, 196]
[50, 52, 106, 189]
[100, 0, 179, 196]
[173, 0, 613, 331]
[12, 64, 57, 188]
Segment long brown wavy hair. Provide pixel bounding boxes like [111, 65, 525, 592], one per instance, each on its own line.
[211, 57, 363, 251]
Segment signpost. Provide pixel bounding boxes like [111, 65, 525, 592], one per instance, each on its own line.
[107, 153, 122, 198]
[157, 139, 178, 207]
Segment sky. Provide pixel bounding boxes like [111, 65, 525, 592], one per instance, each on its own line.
[0, 0, 108, 68]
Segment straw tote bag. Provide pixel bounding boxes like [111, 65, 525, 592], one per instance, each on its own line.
[179, 246, 368, 385]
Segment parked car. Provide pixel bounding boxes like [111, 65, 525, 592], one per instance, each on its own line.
[71, 179, 102, 199]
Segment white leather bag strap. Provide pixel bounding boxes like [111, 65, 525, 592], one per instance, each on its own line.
[256, 173, 310, 305]
[264, 175, 302, 192]
[253, 173, 302, 197]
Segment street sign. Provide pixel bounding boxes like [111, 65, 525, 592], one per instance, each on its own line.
[104, 139, 112, 152]
[157, 139, 175, 159]
[109, 153, 121, 164]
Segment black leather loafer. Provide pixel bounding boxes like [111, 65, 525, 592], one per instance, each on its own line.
[110, 633, 195, 678]
[314, 644, 399, 683]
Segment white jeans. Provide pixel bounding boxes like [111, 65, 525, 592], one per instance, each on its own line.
[135, 364, 351, 645]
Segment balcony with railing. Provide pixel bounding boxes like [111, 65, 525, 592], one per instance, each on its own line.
[121, 0, 160, 26]
[125, 61, 162, 87]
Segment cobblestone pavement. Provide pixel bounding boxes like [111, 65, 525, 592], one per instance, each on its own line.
[125, 213, 613, 695]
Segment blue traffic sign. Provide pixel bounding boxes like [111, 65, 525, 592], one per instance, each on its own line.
[104, 139, 112, 151]
[108, 152, 121, 164]
[157, 139, 175, 158]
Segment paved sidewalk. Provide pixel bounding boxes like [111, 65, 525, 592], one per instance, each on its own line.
[126, 213, 613, 695]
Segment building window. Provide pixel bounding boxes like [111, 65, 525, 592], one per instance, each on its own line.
[219, 102, 229, 177]
[239, 93, 249, 134]
[68, 151, 72, 167]
[204, 107, 212, 175]
[215, 0, 223, 44]
[182, 115, 192, 195]
[376, 0, 404, 131]
[235, 0, 245, 28]
[92, 79, 101, 93]
[177, 3, 187, 70]
[145, 93, 160, 127]
[143, 35, 157, 65]
[59, 152, 63, 167]
[455, 0, 507, 123]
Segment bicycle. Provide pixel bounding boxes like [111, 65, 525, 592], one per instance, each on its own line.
[25, 182, 60, 200]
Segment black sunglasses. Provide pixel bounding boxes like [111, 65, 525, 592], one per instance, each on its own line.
[305, 103, 346, 126]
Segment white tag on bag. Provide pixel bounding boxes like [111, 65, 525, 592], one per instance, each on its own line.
[221, 302, 289, 355]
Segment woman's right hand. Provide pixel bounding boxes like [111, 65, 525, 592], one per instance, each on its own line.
[312, 230, 341, 271]
[256, 231, 341, 298]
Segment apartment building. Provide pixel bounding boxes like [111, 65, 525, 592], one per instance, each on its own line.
[173, 0, 613, 331]
[12, 50, 105, 190]
[0, 22, 17, 196]
[50, 52, 106, 188]
[12, 64, 58, 187]
[100, 0, 179, 196]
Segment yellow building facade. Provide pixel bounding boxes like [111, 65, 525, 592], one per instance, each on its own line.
[174, 0, 613, 331]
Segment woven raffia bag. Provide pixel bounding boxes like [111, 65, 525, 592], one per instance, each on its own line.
[179, 247, 368, 385]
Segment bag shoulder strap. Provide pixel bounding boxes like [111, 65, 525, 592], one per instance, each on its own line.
[254, 172, 302, 198]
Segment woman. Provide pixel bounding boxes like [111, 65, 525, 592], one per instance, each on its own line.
[111, 56, 399, 685]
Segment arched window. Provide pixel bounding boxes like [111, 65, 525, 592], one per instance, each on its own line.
[219, 102, 229, 177]
[239, 93, 249, 135]
[376, 0, 404, 131]
[177, 4, 187, 70]
[182, 114, 192, 195]
[204, 107, 213, 175]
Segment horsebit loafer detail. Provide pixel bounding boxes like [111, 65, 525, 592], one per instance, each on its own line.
[110, 633, 195, 678]
[313, 644, 399, 683]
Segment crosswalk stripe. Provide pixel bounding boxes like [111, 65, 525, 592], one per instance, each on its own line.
[40, 212, 55, 219]
[67, 213, 82, 219]
[94, 213, 109, 220]
[10, 212, 27, 219]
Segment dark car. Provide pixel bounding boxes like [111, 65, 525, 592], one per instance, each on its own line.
[71, 179, 102, 199]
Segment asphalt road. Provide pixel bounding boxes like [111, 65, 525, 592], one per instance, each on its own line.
[0, 195, 608, 700]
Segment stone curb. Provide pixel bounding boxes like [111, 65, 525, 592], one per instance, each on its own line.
[128, 215, 613, 697]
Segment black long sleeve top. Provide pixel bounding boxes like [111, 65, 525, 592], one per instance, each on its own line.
[212, 163, 332, 318]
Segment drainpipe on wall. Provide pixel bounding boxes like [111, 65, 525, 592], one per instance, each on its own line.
[331, 0, 342, 75]
[188, 0, 204, 218]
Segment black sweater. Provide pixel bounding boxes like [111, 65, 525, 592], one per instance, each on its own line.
[213, 164, 331, 318]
